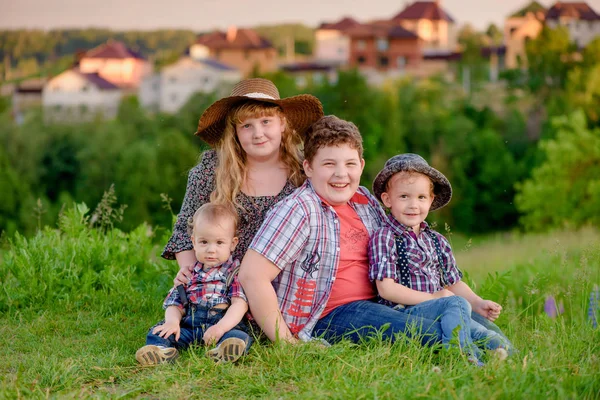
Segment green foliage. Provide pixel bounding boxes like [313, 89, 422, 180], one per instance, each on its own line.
[0, 202, 170, 313]
[1, 226, 599, 398]
[515, 110, 600, 231]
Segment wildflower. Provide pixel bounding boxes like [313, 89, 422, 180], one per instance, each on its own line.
[431, 366, 442, 374]
[589, 285, 599, 328]
[544, 295, 564, 318]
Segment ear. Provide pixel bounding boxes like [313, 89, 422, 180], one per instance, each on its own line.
[190, 234, 197, 246]
[280, 115, 286, 133]
[231, 236, 239, 251]
[303, 159, 313, 178]
[360, 158, 365, 172]
[381, 192, 392, 208]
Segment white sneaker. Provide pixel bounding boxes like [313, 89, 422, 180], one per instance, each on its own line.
[206, 337, 247, 363]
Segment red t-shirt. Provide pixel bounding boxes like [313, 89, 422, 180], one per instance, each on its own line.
[321, 202, 376, 317]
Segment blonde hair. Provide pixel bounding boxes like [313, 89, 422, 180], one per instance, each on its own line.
[211, 101, 304, 211]
[187, 203, 239, 236]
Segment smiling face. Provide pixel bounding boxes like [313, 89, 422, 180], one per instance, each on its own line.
[191, 215, 238, 268]
[303, 144, 365, 206]
[235, 113, 285, 162]
[381, 171, 435, 235]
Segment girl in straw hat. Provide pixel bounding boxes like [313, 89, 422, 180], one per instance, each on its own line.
[162, 78, 323, 286]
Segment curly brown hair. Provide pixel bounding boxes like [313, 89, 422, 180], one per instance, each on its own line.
[303, 115, 363, 163]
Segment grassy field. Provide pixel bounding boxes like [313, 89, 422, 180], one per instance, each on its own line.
[1, 205, 599, 399]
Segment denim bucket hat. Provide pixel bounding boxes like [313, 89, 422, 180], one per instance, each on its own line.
[372, 153, 452, 211]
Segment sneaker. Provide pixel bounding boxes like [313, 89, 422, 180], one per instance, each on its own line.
[136, 345, 179, 366]
[206, 337, 247, 363]
[493, 348, 508, 361]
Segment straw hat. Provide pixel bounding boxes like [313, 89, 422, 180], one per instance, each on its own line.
[372, 153, 452, 211]
[195, 78, 324, 145]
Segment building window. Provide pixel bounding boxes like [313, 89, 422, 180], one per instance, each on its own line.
[378, 56, 389, 67]
[171, 93, 177, 103]
[376, 38, 389, 51]
[81, 85, 89, 92]
[397, 56, 407, 69]
[357, 55, 366, 64]
[356, 40, 366, 50]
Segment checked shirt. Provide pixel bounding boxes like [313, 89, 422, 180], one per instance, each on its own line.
[162, 256, 246, 311]
[249, 180, 386, 341]
[368, 214, 462, 307]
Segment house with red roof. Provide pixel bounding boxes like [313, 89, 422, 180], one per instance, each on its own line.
[79, 40, 153, 91]
[545, 2, 600, 48]
[314, 17, 361, 65]
[347, 22, 422, 72]
[42, 69, 123, 122]
[390, 0, 458, 53]
[189, 26, 277, 77]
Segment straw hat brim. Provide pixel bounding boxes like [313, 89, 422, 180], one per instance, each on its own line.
[195, 94, 324, 145]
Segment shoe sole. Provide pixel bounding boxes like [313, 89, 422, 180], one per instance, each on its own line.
[136, 345, 178, 366]
[206, 337, 247, 363]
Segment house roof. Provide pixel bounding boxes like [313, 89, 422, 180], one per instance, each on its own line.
[347, 23, 420, 40]
[392, 1, 455, 23]
[318, 17, 361, 31]
[194, 27, 274, 50]
[546, 2, 600, 21]
[79, 72, 120, 90]
[509, 1, 547, 18]
[85, 40, 146, 60]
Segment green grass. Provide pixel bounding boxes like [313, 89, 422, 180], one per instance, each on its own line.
[1, 205, 599, 399]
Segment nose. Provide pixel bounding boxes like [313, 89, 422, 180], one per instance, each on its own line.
[334, 165, 347, 178]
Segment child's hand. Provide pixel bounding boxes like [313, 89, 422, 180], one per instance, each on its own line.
[152, 320, 181, 341]
[203, 325, 226, 345]
[474, 299, 502, 321]
[433, 289, 454, 299]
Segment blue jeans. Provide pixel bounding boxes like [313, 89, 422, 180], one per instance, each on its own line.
[145, 304, 252, 351]
[470, 312, 514, 354]
[398, 296, 481, 359]
[312, 300, 443, 346]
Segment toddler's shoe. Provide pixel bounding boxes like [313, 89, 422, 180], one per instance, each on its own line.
[136, 345, 179, 366]
[493, 347, 509, 361]
[206, 337, 247, 363]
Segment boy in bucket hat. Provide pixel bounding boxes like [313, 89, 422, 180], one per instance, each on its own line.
[369, 154, 513, 360]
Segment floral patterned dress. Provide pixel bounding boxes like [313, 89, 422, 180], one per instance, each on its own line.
[162, 150, 298, 262]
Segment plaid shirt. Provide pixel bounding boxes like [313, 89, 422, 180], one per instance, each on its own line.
[368, 214, 462, 306]
[163, 256, 246, 312]
[249, 180, 386, 341]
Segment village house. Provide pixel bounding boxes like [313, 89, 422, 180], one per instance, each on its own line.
[139, 57, 241, 114]
[545, 1, 600, 48]
[78, 40, 153, 92]
[504, 1, 546, 68]
[389, 0, 458, 54]
[347, 23, 422, 72]
[11, 78, 46, 124]
[42, 69, 122, 122]
[314, 17, 361, 66]
[189, 27, 277, 77]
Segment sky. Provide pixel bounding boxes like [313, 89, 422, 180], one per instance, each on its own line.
[1, 0, 600, 32]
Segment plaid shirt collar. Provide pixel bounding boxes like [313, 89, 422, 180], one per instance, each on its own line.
[384, 213, 431, 237]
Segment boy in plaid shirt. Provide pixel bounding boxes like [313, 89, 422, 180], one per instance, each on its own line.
[239, 116, 446, 346]
[136, 204, 251, 365]
[369, 154, 512, 359]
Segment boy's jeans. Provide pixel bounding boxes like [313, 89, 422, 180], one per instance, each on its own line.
[397, 296, 481, 359]
[145, 304, 252, 351]
[470, 312, 514, 354]
[312, 300, 443, 346]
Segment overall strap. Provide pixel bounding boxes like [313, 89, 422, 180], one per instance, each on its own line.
[394, 235, 413, 288]
[225, 265, 241, 294]
[426, 230, 449, 287]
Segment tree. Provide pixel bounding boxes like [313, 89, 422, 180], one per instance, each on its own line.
[515, 110, 600, 231]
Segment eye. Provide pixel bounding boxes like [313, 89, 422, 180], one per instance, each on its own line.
[217, 241, 225, 245]
[262, 119, 271, 125]
[400, 195, 408, 199]
[200, 240, 208, 245]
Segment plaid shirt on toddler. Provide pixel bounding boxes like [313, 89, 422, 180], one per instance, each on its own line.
[368, 214, 462, 307]
[162, 256, 246, 311]
[249, 180, 386, 341]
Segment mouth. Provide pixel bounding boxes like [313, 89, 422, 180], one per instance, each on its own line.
[329, 183, 349, 189]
